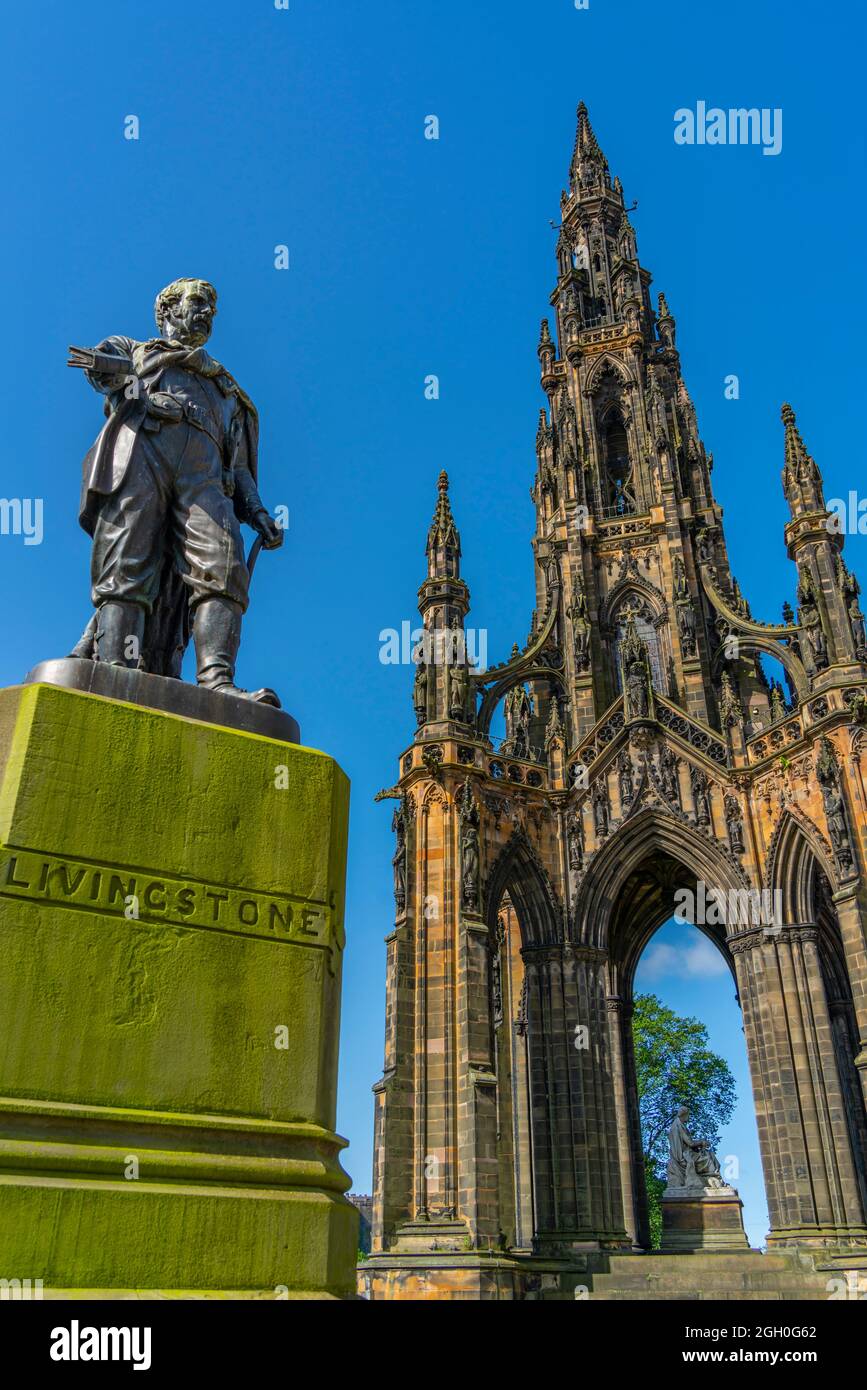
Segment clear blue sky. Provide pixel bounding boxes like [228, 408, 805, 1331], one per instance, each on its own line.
[1, 2, 864, 1248]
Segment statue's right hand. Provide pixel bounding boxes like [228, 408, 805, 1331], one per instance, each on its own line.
[67, 345, 98, 369]
[67, 345, 132, 378]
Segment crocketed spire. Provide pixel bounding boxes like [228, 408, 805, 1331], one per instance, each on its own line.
[570, 101, 610, 185]
[426, 470, 461, 573]
[781, 403, 824, 514]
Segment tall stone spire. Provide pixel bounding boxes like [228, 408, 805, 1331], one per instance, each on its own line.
[780, 404, 860, 667]
[545, 104, 729, 736]
[426, 469, 461, 577]
[570, 100, 609, 187]
[417, 471, 469, 730]
[781, 403, 825, 516]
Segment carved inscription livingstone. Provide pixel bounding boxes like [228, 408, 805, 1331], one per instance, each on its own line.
[0, 847, 343, 973]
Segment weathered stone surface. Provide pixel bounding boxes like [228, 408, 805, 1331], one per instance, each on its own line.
[660, 1192, 750, 1253]
[0, 682, 357, 1297]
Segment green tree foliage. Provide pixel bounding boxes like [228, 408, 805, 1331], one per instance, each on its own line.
[643, 1159, 666, 1252]
[632, 993, 736, 1246]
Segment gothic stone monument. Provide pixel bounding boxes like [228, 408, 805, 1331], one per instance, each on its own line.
[0, 279, 358, 1297]
[362, 107, 867, 1301]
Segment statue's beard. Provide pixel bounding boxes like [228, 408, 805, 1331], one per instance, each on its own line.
[164, 318, 211, 348]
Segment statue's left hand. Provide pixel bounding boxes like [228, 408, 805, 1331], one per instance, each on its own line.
[253, 510, 284, 550]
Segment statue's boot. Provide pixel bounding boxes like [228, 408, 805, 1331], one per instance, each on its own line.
[95, 601, 146, 668]
[193, 596, 280, 708]
[69, 613, 98, 659]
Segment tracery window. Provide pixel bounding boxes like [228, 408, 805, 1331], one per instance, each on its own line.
[612, 600, 666, 694]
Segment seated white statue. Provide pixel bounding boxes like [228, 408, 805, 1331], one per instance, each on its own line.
[665, 1105, 729, 1193]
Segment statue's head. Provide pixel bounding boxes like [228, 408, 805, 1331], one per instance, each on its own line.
[677, 1105, 689, 1120]
[154, 277, 217, 347]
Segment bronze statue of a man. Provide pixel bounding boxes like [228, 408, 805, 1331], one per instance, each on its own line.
[69, 277, 284, 703]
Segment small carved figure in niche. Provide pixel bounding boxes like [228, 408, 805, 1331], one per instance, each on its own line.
[626, 657, 650, 718]
[458, 778, 481, 913]
[674, 559, 697, 655]
[659, 746, 680, 805]
[620, 615, 653, 720]
[413, 656, 428, 726]
[849, 597, 867, 656]
[650, 459, 662, 502]
[571, 588, 591, 673]
[391, 801, 408, 913]
[724, 794, 745, 854]
[690, 767, 711, 826]
[449, 659, 470, 723]
[617, 750, 634, 808]
[677, 601, 697, 658]
[824, 787, 852, 871]
[815, 738, 854, 875]
[592, 782, 610, 839]
[695, 527, 714, 572]
[797, 571, 829, 672]
[567, 815, 584, 905]
[800, 602, 828, 672]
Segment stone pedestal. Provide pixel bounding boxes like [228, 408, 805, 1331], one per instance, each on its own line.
[0, 678, 357, 1298]
[660, 1188, 750, 1253]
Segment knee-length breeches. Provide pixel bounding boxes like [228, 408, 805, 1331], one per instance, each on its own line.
[90, 421, 250, 614]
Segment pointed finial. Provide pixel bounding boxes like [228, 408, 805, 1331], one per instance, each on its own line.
[539, 317, 552, 344]
[575, 101, 602, 157]
[780, 403, 824, 510]
[427, 469, 460, 562]
[571, 100, 609, 182]
[656, 292, 676, 347]
[781, 403, 824, 514]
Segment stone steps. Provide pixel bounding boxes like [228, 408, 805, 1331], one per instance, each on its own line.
[593, 1289, 831, 1300]
[589, 1251, 836, 1301]
[597, 1252, 794, 1272]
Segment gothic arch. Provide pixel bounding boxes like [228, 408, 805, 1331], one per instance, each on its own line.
[585, 352, 635, 394]
[574, 806, 752, 962]
[485, 831, 561, 948]
[421, 783, 449, 812]
[709, 632, 810, 702]
[475, 665, 568, 742]
[763, 806, 838, 918]
[850, 726, 867, 758]
[600, 576, 668, 630]
[603, 582, 672, 697]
